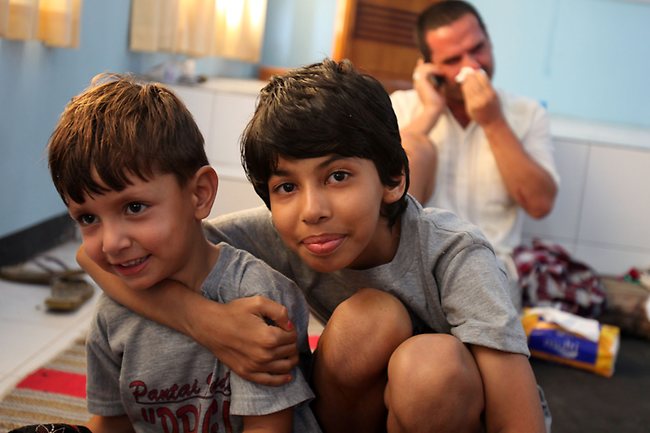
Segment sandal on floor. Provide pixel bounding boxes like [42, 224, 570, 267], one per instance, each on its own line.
[0, 255, 84, 285]
[45, 274, 94, 312]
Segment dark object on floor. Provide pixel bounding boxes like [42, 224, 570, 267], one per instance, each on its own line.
[0, 254, 93, 312]
[45, 274, 94, 312]
[599, 276, 650, 340]
[9, 424, 91, 433]
[532, 335, 650, 433]
[0, 255, 84, 285]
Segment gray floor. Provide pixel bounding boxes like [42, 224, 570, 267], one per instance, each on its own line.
[532, 335, 650, 433]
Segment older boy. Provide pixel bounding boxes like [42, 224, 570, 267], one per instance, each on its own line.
[49, 74, 320, 433]
[82, 61, 546, 433]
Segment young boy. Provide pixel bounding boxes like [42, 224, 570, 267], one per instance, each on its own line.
[48, 74, 321, 433]
[81, 61, 546, 433]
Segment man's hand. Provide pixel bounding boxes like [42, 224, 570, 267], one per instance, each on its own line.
[192, 296, 300, 386]
[411, 58, 446, 119]
[459, 68, 502, 127]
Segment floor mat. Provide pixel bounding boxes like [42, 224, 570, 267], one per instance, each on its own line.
[0, 338, 90, 433]
[0, 332, 323, 433]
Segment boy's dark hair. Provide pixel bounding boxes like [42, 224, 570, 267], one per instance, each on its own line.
[48, 73, 207, 205]
[416, 0, 488, 62]
[241, 58, 410, 225]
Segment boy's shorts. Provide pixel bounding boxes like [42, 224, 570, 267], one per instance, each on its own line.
[406, 305, 433, 335]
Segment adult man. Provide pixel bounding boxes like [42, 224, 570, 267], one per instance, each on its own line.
[391, 1, 559, 276]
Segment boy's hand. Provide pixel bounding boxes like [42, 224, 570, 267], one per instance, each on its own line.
[193, 296, 299, 386]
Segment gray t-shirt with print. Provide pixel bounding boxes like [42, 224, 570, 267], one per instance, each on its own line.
[86, 243, 321, 433]
[204, 195, 529, 356]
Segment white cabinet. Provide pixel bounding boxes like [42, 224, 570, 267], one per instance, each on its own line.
[170, 79, 266, 218]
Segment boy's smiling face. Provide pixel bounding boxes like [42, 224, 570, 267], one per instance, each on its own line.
[267, 155, 405, 273]
[67, 171, 206, 291]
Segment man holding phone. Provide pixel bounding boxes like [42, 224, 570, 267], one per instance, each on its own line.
[391, 0, 559, 308]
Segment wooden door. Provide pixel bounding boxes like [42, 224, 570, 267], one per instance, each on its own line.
[332, 0, 438, 93]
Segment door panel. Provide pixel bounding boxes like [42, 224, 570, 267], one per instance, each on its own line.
[332, 0, 438, 93]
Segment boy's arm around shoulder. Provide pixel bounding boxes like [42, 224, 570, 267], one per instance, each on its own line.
[76, 245, 299, 386]
[470, 345, 546, 433]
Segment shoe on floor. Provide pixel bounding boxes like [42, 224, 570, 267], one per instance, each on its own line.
[45, 274, 94, 312]
[0, 255, 84, 285]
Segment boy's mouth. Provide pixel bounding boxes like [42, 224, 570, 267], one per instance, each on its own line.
[301, 234, 344, 255]
[112, 255, 150, 276]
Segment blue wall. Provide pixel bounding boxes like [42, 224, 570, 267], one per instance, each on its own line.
[472, 0, 650, 128]
[1, 0, 649, 238]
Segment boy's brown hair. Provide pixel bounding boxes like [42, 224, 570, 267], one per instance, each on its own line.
[48, 73, 208, 205]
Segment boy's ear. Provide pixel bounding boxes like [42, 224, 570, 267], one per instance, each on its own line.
[382, 172, 407, 204]
[191, 166, 218, 220]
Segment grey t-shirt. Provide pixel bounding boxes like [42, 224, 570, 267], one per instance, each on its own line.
[86, 243, 321, 433]
[204, 195, 529, 355]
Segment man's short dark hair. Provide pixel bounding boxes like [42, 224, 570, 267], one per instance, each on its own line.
[416, 0, 489, 62]
[241, 58, 409, 225]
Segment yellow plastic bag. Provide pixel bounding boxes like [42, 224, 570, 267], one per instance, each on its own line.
[522, 308, 620, 377]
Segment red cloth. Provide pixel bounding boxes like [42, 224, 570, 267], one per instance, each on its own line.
[17, 368, 86, 398]
[514, 238, 606, 318]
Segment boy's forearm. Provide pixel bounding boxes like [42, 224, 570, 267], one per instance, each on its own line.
[243, 408, 293, 433]
[77, 246, 203, 339]
[87, 414, 134, 433]
[471, 346, 546, 433]
[77, 246, 300, 385]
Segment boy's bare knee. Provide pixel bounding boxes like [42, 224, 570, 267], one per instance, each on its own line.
[385, 334, 484, 433]
[316, 288, 412, 384]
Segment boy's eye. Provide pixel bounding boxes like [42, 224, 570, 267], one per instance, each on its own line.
[274, 183, 296, 194]
[77, 214, 97, 226]
[328, 171, 349, 183]
[126, 202, 148, 214]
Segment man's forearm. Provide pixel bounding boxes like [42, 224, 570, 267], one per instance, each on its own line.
[400, 131, 437, 204]
[483, 118, 557, 218]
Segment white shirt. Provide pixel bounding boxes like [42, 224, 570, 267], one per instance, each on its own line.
[390, 89, 559, 255]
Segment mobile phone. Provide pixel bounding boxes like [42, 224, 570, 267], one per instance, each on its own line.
[423, 56, 445, 88]
[430, 74, 444, 87]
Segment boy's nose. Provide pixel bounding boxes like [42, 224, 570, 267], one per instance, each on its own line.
[301, 187, 330, 224]
[101, 222, 131, 255]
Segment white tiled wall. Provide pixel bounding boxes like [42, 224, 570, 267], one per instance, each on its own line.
[171, 80, 650, 275]
[523, 139, 650, 274]
[522, 138, 590, 246]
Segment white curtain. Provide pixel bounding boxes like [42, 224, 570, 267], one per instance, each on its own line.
[0, 0, 82, 48]
[130, 0, 268, 63]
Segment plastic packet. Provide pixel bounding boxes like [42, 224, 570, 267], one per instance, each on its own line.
[522, 307, 620, 377]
